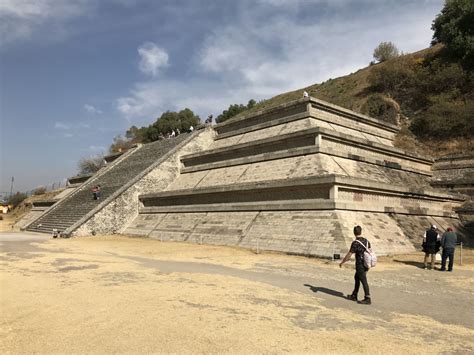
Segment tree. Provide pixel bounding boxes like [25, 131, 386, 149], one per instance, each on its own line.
[125, 125, 148, 143]
[216, 99, 257, 123]
[432, 0, 474, 65]
[109, 135, 134, 154]
[373, 42, 400, 62]
[33, 186, 47, 195]
[78, 155, 105, 175]
[8, 192, 28, 208]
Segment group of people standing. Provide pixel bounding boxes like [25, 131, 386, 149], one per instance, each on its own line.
[422, 224, 458, 272]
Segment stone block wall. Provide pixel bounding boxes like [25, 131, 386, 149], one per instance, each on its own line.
[123, 97, 466, 256]
[167, 152, 431, 192]
[124, 209, 436, 257]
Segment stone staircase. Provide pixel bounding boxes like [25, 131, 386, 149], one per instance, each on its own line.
[26, 134, 191, 234]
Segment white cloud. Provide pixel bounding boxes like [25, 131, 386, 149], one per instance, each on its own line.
[88, 145, 106, 152]
[198, 2, 439, 96]
[116, 79, 253, 121]
[54, 121, 91, 131]
[117, 1, 442, 122]
[84, 104, 102, 114]
[0, 0, 92, 44]
[54, 122, 70, 130]
[137, 42, 169, 77]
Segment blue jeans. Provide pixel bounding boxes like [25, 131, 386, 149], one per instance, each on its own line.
[441, 248, 455, 271]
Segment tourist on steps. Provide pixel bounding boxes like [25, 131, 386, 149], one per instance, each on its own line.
[92, 185, 101, 200]
[440, 227, 457, 272]
[422, 225, 440, 270]
[303, 91, 309, 98]
[92, 186, 98, 200]
[339, 225, 372, 305]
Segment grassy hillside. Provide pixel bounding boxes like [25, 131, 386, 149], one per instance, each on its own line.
[236, 45, 473, 158]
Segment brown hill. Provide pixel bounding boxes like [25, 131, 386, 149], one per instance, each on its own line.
[236, 45, 473, 158]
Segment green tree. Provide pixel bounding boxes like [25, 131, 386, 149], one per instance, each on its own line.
[216, 99, 257, 123]
[373, 42, 400, 62]
[432, 0, 474, 65]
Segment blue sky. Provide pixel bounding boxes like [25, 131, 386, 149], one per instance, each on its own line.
[0, 0, 444, 194]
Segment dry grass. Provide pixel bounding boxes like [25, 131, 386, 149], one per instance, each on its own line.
[1, 235, 473, 354]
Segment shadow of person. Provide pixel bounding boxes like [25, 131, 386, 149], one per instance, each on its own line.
[393, 259, 426, 269]
[303, 284, 346, 299]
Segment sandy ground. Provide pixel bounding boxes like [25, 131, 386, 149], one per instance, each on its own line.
[0, 214, 16, 232]
[1, 231, 473, 354]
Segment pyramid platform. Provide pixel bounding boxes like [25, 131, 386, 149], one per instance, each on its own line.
[123, 97, 465, 257]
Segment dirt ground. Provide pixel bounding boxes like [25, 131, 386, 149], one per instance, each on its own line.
[1, 230, 473, 354]
[0, 214, 16, 232]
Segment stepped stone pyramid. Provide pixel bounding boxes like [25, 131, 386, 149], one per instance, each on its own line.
[432, 153, 474, 241]
[15, 173, 94, 230]
[432, 154, 474, 197]
[123, 97, 465, 257]
[25, 130, 213, 235]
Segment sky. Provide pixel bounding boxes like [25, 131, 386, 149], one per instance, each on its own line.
[0, 0, 444, 195]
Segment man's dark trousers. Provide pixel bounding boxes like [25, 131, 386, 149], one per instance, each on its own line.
[441, 248, 455, 271]
[353, 263, 370, 298]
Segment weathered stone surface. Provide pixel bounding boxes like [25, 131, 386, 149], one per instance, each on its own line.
[124, 210, 435, 257]
[26, 129, 213, 235]
[74, 129, 214, 236]
[125, 97, 466, 255]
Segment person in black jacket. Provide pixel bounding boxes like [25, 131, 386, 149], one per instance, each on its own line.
[339, 225, 372, 305]
[422, 225, 440, 270]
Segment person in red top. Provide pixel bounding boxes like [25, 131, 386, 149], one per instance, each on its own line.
[339, 225, 372, 305]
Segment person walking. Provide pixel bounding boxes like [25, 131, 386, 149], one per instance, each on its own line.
[422, 225, 440, 270]
[339, 225, 372, 305]
[91, 186, 98, 200]
[440, 227, 457, 272]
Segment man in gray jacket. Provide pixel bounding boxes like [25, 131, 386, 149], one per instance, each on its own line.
[440, 227, 457, 272]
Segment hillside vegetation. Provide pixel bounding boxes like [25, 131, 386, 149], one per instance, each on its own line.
[106, 1, 472, 160]
[231, 45, 473, 158]
[229, 0, 474, 158]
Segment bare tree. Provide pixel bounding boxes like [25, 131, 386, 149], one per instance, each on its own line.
[78, 155, 105, 175]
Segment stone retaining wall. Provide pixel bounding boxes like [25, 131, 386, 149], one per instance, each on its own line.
[123, 209, 458, 257]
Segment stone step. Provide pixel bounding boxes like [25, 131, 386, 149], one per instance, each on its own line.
[27, 134, 192, 234]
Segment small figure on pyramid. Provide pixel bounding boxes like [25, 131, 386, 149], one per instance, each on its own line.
[205, 114, 213, 124]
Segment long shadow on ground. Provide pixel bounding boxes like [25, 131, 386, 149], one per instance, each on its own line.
[303, 284, 346, 299]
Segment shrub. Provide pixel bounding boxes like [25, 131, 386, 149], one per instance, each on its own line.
[368, 55, 417, 95]
[78, 155, 105, 175]
[33, 186, 47, 195]
[410, 98, 474, 138]
[8, 192, 28, 208]
[361, 94, 399, 125]
[373, 42, 400, 63]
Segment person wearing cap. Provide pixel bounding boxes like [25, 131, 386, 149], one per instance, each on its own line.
[422, 225, 440, 270]
[440, 227, 457, 272]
